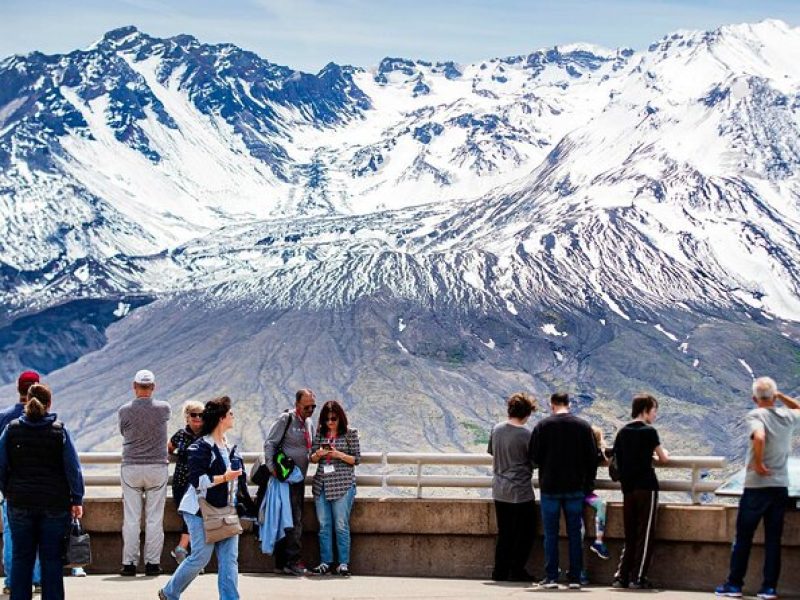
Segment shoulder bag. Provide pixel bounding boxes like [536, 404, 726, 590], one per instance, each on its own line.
[199, 448, 243, 543]
[272, 413, 296, 482]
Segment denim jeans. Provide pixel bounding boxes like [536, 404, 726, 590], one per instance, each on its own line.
[726, 487, 788, 590]
[7, 504, 69, 600]
[161, 512, 239, 600]
[314, 485, 356, 565]
[3, 501, 41, 588]
[540, 492, 584, 582]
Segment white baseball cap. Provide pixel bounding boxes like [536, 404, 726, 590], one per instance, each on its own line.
[134, 369, 155, 385]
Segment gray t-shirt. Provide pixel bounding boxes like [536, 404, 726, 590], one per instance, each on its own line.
[744, 406, 800, 489]
[487, 421, 535, 503]
[118, 397, 171, 465]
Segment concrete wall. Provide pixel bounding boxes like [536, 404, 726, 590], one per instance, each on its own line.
[78, 497, 800, 594]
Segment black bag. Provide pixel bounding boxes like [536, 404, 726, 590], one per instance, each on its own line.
[63, 518, 91, 568]
[249, 454, 270, 488]
[272, 414, 296, 482]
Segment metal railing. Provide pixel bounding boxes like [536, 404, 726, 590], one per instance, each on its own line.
[79, 452, 726, 504]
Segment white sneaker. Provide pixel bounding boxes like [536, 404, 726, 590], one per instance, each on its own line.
[72, 567, 87, 577]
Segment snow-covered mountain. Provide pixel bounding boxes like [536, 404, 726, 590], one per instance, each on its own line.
[3, 20, 800, 459]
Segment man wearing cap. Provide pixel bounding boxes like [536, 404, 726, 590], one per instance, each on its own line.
[118, 369, 171, 576]
[0, 371, 42, 594]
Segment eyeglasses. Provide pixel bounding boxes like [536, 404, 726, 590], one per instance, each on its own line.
[303, 404, 316, 411]
[188, 413, 203, 419]
[326, 416, 338, 422]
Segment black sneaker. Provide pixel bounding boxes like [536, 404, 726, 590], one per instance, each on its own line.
[283, 563, 306, 576]
[145, 563, 163, 577]
[157, 590, 168, 600]
[336, 563, 351, 577]
[631, 578, 655, 590]
[612, 578, 629, 589]
[120, 564, 137, 577]
[309, 563, 331, 575]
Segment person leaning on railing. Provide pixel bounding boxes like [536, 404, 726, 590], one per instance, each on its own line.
[487, 392, 537, 583]
[0, 383, 84, 600]
[308, 400, 360, 577]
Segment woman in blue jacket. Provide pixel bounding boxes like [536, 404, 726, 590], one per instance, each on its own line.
[0, 383, 84, 600]
[159, 396, 253, 600]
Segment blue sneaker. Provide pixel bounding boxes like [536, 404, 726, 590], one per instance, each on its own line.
[715, 583, 743, 597]
[579, 570, 590, 586]
[757, 588, 778, 600]
[590, 541, 610, 560]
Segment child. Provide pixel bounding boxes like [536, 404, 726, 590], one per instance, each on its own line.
[580, 426, 611, 585]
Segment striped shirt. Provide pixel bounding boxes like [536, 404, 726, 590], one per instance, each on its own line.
[311, 428, 361, 501]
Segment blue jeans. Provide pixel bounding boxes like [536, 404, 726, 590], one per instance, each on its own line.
[726, 487, 788, 590]
[315, 485, 356, 565]
[540, 492, 584, 582]
[162, 512, 239, 600]
[7, 504, 69, 600]
[3, 501, 41, 588]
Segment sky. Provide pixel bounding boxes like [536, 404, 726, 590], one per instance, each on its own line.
[3, 0, 800, 72]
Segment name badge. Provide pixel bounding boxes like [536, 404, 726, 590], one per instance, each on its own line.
[323, 464, 335, 474]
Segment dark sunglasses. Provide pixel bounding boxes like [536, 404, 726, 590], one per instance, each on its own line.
[189, 412, 203, 419]
[303, 404, 316, 411]
[326, 416, 338, 422]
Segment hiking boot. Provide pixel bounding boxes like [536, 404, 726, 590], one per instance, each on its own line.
[120, 564, 137, 576]
[336, 563, 351, 577]
[145, 563, 163, 576]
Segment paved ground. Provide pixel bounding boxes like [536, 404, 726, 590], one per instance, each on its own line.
[53, 574, 772, 599]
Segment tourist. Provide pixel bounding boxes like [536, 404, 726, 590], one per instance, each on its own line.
[612, 393, 669, 589]
[529, 392, 598, 589]
[0, 383, 84, 600]
[263, 389, 316, 576]
[118, 369, 171, 576]
[308, 400, 361, 576]
[168, 400, 204, 564]
[580, 425, 611, 585]
[715, 378, 800, 600]
[0, 371, 43, 594]
[159, 396, 253, 600]
[487, 392, 537, 582]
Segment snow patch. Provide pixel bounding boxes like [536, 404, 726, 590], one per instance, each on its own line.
[482, 338, 496, 349]
[738, 358, 755, 379]
[113, 302, 130, 318]
[654, 324, 678, 341]
[541, 324, 567, 337]
[396, 340, 409, 354]
[74, 265, 89, 283]
[398, 317, 406, 332]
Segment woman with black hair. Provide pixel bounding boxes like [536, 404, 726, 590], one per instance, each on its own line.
[308, 400, 360, 576]
[159, 396, 254, 600]
[0, 383, 84, 600]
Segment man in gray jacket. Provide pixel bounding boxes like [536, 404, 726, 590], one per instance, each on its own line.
[264, 389, 316, 576]
[118, 369, 171, 577]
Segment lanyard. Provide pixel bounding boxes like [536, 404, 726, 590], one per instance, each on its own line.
[295, 410, 312, 449]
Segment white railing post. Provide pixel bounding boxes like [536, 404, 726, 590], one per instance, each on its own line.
[381, 452, 388, 491]
[691, 465, 700, 504]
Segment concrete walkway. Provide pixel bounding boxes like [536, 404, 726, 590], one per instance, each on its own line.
[58, 574, 755, 599]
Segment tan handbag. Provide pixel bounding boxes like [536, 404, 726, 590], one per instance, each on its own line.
[199, 469, 242, 543]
